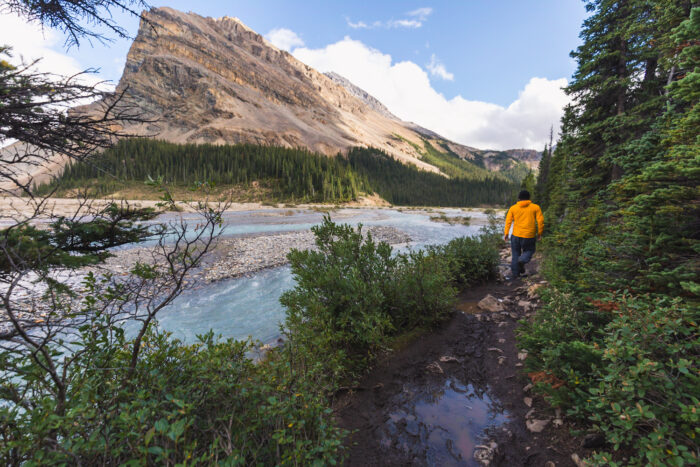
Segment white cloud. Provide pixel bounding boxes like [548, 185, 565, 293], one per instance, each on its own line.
[426, 54, 454, 81]
[407, 7, 433, 20]
[293, 38, 569, 150]
[0, 12, 104, 88]
[387, 19, 422, 29]
[347, 18, 369, 29]
[346, 6, 433, 30]
[265, 28, 305, 52]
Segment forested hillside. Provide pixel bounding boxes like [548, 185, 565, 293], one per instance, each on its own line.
[522, 1, 699, 464]
[38, 139, 520, 206]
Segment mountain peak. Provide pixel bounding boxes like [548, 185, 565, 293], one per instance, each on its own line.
[81, 7, 535, 177]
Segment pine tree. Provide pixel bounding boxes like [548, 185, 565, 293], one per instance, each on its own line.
[542, 0, 697, 295]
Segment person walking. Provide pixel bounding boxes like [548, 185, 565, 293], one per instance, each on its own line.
[503, 190, 544, 281]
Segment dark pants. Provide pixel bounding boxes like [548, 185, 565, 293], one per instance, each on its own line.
[511, 235, 536, 277]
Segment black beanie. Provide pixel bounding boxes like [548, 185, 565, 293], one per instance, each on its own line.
[518, 190, 531, 200]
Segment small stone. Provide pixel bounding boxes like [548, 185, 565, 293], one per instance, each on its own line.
[526, 419, 550, 433]
[524, 397, 533, 407]
[527, 283, 543, 298]
[523, 383, 533, 392]
[509, 312, 519, 319]
[487, 347, 504, 353]
[478, 294, 505, 313]
[525, 408, 536, 419]
[545, 462, 556, 467]
[498, 338, 505, 344]
[515, 363, 523, 367]
[498, 356, 507, 365]
[517, 351, 528, 361]
[473, 442, 498, 466]
[571, 453, 587, 467]
[553, 418, 564, 427]
[498, 322, 507, 327]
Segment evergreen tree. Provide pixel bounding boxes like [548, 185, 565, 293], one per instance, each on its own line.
[542, 0, 696, 295]
[520, 170, 536, 197]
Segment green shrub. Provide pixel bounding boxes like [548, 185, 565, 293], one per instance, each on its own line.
[519, 291, 699, 465]
[0, 324, 345, 465]
[281, 217, 398, 381]
[281, 216, 497, 385]
[390, 249, 456, 329]
[436, 235, 499, 287]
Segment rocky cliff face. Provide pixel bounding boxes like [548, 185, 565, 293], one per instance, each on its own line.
[84, 7, 538, 176]
[99, 7, 445, 172]
[501, 149, 542, 170]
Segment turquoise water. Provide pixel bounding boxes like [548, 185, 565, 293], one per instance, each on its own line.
[154, 208, 489, 344]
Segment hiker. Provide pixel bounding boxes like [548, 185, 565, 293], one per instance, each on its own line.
[503, 190, 544, 280]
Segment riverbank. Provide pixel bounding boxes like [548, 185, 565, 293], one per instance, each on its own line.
[0, 195, 500, 226]
[86, 225, 412, 284]
[203, 226, 411, 282]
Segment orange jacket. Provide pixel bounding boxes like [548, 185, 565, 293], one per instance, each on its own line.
[504, 200, 544, 238]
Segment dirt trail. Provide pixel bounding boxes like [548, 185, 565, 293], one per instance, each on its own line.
[335, 254, 585, 466]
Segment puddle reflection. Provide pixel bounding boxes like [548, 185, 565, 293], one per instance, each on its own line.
[381, 378, 508, 466]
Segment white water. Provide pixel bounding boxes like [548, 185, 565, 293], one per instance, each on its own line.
[153, 208, 489, 344]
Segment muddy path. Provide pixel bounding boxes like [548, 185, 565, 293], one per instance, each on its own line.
[334, 256, 586, 466]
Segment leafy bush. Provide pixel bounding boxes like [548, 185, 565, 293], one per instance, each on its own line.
[519, 291, 700, 465]
[0, 322, 345, 465]
[281, 217, 399, 381]
[435, 235, 499, 287]
[282, 216, 498, 385]
[390, 249, 456, 330]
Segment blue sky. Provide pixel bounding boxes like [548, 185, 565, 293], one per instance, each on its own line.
[0, 1, 589, 149]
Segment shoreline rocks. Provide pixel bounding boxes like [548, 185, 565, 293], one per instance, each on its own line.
[204, 226, 411, 282]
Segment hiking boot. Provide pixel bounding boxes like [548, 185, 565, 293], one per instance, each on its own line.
[518, 261, 526, 275]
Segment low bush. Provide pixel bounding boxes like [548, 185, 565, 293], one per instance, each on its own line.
[0, 324, 345, 465]
[281, 218, 398, 381]
[435, 235, 500, 287]
[519, 290, 699, 465]
[282, 215, 499, 386]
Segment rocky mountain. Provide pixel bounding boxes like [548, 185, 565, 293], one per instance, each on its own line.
[83, 7, 538, 178]
[323, 72, 398, 121]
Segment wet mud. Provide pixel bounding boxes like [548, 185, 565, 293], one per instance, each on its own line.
[335, 260, 583, 466]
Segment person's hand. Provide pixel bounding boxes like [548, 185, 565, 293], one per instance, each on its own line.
[504, 234, 509, 242]
[537, 234, 542, 241]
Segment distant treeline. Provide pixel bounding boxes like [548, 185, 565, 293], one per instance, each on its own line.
[347, 148, 518, 206]
[37, 139, 519, 206]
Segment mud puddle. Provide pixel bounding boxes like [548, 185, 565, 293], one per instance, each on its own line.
[336, 259, 585, 466]
[381, 377, 508, 465]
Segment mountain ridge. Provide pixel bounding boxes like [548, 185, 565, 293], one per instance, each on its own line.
[85, 7, 539, 178]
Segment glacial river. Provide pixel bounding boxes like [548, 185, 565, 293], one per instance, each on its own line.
[153, 207, 491, 344]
